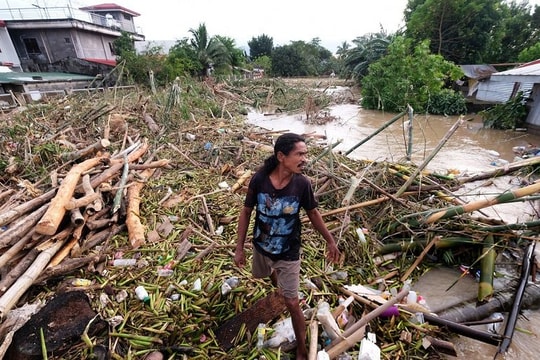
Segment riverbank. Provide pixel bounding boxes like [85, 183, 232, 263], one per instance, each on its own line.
[0, 79, 538, 359]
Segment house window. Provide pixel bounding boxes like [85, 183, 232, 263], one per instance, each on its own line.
[109, 42, 116, 55]
[65, 37, 71, 44]
[23, 38, 41, 54]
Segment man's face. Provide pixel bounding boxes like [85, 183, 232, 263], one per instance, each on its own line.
[279, 141, 308, 174]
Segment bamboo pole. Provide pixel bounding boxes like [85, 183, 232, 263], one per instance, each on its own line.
[0, 227, 72, 317]
[400, 236, 440, 282]
[478, 234, 496, 302]
[36, 156, 109, 235]
[325, 288, 409, 358]
[387, 180, 540, 234]
[394, 116, 462, 197]
[344, 111, 406, 156]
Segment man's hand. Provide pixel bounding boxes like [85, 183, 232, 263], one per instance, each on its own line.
[234, 247, 246, 268]
[326, 242, 341, 264]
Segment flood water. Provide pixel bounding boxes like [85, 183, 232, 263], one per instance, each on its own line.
[247, 102, 540, 360]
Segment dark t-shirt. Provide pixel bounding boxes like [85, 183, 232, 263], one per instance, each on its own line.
[244, 170, 318, 261]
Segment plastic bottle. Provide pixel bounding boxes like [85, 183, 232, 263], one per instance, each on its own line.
[406, 290, 417, 304]
[135, 285, 150, 304]
[257, 323, 265, 349]
[112, 258, 137, 266]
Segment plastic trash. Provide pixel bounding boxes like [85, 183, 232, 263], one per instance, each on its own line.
[257, 323, 265, 349]
[359, 332, 380, 360]
[316, 301, 341, 340]
[317, 350, 330, 360]
[192, 278, 202, 291]
[135, 285, 150, 304]
[112, 258, 137, 266]
[265, 317, 295, 348]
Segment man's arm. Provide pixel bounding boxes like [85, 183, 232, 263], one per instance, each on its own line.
[234, 206, 253, 268]
[306, 208, 341, 263]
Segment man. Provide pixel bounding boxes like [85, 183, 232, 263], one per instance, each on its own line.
[234, 132, 341, 360]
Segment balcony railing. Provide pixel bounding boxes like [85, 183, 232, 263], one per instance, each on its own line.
[0, 6, 136, 33]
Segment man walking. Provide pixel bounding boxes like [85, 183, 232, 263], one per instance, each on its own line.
[235, 132, 341, 360]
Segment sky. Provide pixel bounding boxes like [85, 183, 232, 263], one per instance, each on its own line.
[2, 0, 540, 54]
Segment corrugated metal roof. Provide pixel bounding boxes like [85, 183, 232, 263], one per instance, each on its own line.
[0, 71, 95, 85]
[490, 62, 540, 82]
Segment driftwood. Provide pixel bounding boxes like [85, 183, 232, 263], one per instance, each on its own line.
[61, 138, 111, 162]
[0, 203, 48, 249]
[126, 167, 157, 248]
[142, 112, 160, 133]
[36, 156, 109, 235]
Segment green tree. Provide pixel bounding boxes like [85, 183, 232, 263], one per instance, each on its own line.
[361, 37, 464, 114]
[188, 23, 231, 78]
[343, 30, 394, 81]
[166, 38, 203, 79]
[215, 35, 247, 74]
[405, 0, 540, 64]
[271, 44, 307, 77]
[248, 34, 273, 60]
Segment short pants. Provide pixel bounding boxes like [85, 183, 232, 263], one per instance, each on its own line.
[252, 247, 301, 299]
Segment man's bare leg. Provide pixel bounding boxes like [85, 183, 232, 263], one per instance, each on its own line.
[284, 295, 307, 360]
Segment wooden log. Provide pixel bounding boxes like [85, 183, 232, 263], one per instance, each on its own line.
[215, 290, 286, 351]
[61, 138, 111, 162]
[126, 168, 156, 249]
[36, 156, 109, 235]
[143, 112, 160, 133]
[0, 189, 55, 228]
[0, 248, 39, 297]
[0, 203, 48, 249]
[81, 174, 102, 215]
[230, 170, 252, 193]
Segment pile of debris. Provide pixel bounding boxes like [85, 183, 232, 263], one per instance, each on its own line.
[0, 79, 538, 360]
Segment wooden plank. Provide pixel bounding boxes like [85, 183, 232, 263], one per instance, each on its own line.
[215, 290, 286, 350]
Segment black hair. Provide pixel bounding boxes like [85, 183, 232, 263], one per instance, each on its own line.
[261, 133, 305, 174]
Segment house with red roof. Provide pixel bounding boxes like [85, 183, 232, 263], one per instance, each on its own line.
[0, 2, 144, 75]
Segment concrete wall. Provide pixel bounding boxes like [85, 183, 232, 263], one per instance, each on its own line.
[9, 27, 115, 72]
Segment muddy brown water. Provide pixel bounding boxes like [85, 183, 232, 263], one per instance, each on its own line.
[247, 103, 540, 359]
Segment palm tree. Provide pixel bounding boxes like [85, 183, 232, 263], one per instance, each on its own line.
[188, 23, 231, 78]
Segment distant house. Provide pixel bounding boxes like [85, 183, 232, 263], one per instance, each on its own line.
[0, 2, 144, 75]
[488, 60, 540, 133]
